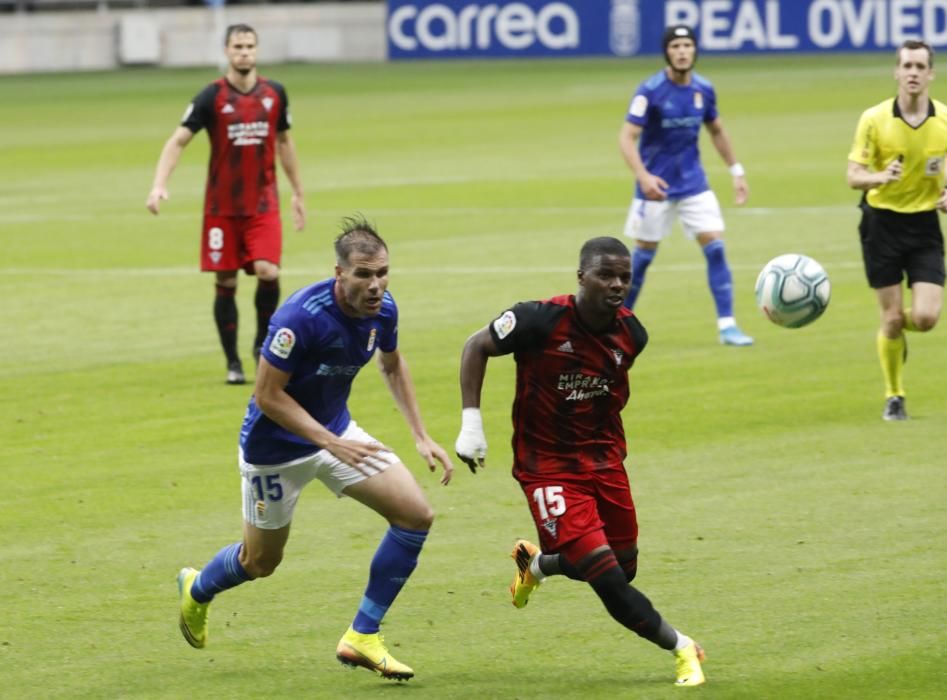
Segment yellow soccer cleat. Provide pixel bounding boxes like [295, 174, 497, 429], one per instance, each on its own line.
[336, 626, 414, 681]
[177, 567, 210, 649]
[510, 539, 542, 609]
[674, 641, 706, 686]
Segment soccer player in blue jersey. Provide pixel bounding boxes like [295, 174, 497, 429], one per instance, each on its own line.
[175, 216, 454, 681]
[619, 24, 753, 346]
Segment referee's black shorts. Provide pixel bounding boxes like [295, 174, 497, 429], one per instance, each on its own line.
[858, 201, 946, 288]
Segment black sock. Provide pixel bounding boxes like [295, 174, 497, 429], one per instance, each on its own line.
[254, 279, 280, 351]
[214, 284, 239, 365]
[582, 553, 677, 650]
[537, 553, 584, 581]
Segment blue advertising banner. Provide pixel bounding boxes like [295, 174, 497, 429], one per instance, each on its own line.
[387, 0, 947, 60]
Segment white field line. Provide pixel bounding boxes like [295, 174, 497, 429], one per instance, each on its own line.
[1, 260, 865, 277]
[0, 205, 858, 224]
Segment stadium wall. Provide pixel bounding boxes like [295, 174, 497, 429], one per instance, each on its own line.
[0, 2, 386, 74]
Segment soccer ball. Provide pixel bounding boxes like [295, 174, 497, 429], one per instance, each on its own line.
[754, 254, 831, 328]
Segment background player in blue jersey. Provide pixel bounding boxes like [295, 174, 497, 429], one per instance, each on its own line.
[619, 25, 753, 347]
[175, 216, 454, 681]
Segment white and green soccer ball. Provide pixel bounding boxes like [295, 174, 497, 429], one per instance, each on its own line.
[755, 254, 831, 328]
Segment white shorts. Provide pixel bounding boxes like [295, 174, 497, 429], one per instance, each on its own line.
[239, 420, 399, 530]
[623, 190, 725, 243]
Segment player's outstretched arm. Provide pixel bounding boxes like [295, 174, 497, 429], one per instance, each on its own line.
[276, 131, 306, 231]
[376, 349, 454, 485]
[146, 126, 194, 215]
[255, 357, 387, 472]
[455, 326, 501, 473]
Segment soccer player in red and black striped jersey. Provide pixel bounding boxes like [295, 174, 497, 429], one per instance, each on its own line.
[455, 237, 707, 686]
[146, 24, 306, 385]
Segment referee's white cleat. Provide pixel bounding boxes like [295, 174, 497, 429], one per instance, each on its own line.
[882, 395, 908, 421]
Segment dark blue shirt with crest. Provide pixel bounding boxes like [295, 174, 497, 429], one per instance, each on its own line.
[239, 277, 398, 464]
[625, 69, 719, 199]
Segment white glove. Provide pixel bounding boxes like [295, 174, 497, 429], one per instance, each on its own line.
[455, 407, 487, 473]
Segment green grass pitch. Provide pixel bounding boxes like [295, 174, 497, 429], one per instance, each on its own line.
[1, 54, 945, 698]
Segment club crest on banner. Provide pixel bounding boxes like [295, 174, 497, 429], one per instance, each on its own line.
[609, 0, 640, 56]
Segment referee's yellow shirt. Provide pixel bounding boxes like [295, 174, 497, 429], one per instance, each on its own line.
[848, 97, 947, 213]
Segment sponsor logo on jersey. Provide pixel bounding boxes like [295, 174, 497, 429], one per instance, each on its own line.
[493, 310, 516, 339]
[558, 372, 610, 401]
[366, 327, 377, 352]
[315, 363, 361, 376]
[661, 115, 703, 129]
[221, 103, 235, 114]
[209, 251, 222, 264]
[926, 156, 942, 176]
[557, 340, 574, 353]
[262, 97, 274, 112]
[227, 121, 270, 146]
[694, 92, 703, 109]
[255, 500, 266, 519]
[269, 327, 296, 359]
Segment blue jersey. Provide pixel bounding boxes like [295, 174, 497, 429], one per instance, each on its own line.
[625, 69, 719, 199]
[239, 277, 399, 464]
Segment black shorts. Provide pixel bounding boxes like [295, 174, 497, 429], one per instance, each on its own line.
[858, 201, 945, 288]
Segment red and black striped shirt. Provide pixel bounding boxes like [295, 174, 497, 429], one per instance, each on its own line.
[488, 295, 648, 475]
[182, 77, 290, 216]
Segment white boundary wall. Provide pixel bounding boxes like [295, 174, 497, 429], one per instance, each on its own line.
[0, 2, 386, 74]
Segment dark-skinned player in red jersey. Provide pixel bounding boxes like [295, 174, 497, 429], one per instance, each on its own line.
[146, 24, 306, 385]
[455, 237, 706, 687]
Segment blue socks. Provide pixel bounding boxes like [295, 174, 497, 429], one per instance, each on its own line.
[189, 526, 428, 629]
[624, 247, 657, 310]
[352, 526, 429, 634]
[190, 542, 251, 604]
[703, 239, 734, 319]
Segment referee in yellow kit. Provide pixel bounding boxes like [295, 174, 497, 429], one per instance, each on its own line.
[847, 40, 947, 421]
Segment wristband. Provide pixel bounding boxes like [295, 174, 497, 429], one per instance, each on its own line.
[461, 407, 483, 432]
[729, 162, 745, 177]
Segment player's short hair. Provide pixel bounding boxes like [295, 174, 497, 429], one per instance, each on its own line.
[662, 24, 697, 64]
[897, 40, 933, 67]
[579, 237, 630, 271]
[334, 216, 388, 266]
[225, 24, 257, 46]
